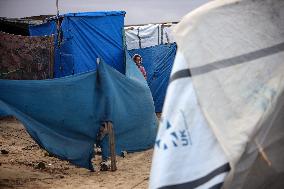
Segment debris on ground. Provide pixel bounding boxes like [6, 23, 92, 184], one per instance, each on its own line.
[1, 149, 9, 154]
[35, 162, 46, 170]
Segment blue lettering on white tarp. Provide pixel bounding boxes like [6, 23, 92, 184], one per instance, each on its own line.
[155, 110, 192, 150]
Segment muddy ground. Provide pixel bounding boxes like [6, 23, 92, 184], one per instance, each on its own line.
[0, 117, 153, 189]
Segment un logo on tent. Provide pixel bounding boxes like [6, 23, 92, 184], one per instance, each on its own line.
[155, 110, 192, 151]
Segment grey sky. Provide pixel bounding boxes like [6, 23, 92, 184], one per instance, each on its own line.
[0, 0, 211, 25]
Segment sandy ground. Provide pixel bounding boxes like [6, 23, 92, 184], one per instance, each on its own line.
[0, 117, 153, 189]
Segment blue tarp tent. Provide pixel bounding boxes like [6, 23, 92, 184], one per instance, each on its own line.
[0, 109, 8, 116]
[29, 11, 126, 78]
[0, 56, 157, 170]
[128, 43, 177, 112]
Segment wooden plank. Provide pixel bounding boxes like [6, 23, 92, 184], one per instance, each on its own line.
[107, 121, 117, 171]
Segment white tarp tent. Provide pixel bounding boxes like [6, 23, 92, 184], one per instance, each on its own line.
[125, 23, 176, 50]
[150, 0, 284, 188]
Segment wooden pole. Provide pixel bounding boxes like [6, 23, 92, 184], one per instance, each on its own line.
[107, 121, 117, 171]
[56, 0, 59, 16]
[49, 35, 54, 78]
[56, 0, 61, 47]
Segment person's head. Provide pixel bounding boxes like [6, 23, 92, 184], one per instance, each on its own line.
[133, 54, 142, 65]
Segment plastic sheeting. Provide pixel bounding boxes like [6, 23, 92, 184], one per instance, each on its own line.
[128, 43, 177, 112]
[150, 51, 229, 189]
[29, 21, 57, 36]
[0, 58, 157, 170]
[0, 31, 54, 80]
[125, 24, 176, 50]
[150, 0, 284, 188]
[29, 11, 125, 77]
[0, 32, 54, 117]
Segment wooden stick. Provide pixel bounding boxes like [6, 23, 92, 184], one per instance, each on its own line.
[49, 35, 54, 78]
[107, 121, 117, 171]
[255, 139, 272, 166]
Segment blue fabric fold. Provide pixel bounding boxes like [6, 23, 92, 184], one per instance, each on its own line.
[0, 59, 157, 170]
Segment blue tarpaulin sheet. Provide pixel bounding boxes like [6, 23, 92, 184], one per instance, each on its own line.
[29, 11, 125, 77]
[128, 43, 177, 112]
[29, 21, 57, 36]
[0, 109, 7, 116]
[0, 57, 157, 170]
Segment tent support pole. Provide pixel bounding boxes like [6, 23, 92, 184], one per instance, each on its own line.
[49, 35, 55, 78]
[107, 121, 117, 171]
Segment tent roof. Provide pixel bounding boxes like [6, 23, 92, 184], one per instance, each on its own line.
[45, 11, 126, 21]
[62, 11, 126, 17]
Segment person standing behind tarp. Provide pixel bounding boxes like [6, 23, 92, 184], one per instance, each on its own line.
[133, 54, 147, 80]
